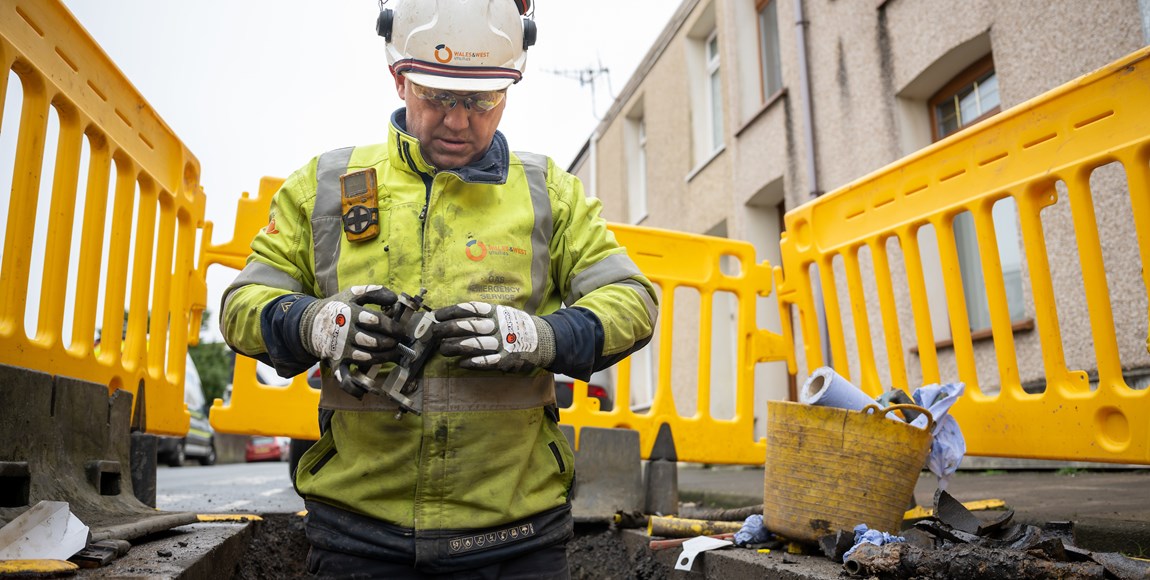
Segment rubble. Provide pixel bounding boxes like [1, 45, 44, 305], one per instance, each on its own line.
[844, 542, 1107, 579]
[839, 490, 1150, 579]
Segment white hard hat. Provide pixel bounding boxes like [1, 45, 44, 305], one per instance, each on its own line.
[378, 0, 537, 92]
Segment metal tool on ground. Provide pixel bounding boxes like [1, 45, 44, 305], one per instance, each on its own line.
[337, 289, 439, 418]
[649, 532, 735, 551]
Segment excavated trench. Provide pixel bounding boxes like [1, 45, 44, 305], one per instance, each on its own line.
[231, 515, 671, 579]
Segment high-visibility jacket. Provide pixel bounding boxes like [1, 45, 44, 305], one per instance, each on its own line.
[220, 110, 658, 569]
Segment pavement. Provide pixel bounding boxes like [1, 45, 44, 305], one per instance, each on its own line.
[68, 465, 1150, 578]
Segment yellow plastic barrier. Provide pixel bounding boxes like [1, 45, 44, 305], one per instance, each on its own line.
[204, 178, 320, 439]
[0, 0, 204, 436]
[205, 178, 793, 462]
[776, 47, 1150, 464]
[561, 224, 791, 464]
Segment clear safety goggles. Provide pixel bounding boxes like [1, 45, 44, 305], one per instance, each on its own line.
[407, 81, 506, 113]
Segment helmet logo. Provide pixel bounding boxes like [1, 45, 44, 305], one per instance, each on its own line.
[434, 44, 454, 64]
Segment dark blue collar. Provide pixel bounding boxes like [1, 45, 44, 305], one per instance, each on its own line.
[390, 108, 509, 185]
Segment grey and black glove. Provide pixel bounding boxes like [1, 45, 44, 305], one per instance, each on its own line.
[299, 285, 404, 366]
[432, 302, 555, 372]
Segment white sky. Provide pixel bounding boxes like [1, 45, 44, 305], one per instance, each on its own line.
[12, 1, 681, 342]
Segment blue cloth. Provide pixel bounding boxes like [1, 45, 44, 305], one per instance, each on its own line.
[842, 523, 905, 562]
[911, 382, 967, 491]
[733, 514, 771, 547]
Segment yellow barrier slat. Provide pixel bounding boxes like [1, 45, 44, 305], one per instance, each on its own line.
[896, 229, 940, 384]
[818, 256, 849, 382]
[971, 199, 1021, 391]
[843, 248, 880, 392]
[868, 238, 908, 392]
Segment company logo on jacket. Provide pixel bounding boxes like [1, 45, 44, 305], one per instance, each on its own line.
[465, 239, 526, 262]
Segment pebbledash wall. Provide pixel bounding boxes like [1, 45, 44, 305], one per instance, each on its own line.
[571, 0, 1150, 437]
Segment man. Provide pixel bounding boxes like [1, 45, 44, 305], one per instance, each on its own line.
[219, 0, 658, 577]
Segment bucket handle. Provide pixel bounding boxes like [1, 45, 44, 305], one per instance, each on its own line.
[862, 403, 935, 432]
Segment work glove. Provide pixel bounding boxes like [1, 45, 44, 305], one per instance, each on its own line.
[432, 302, 555, 372]
[299, 285, 404, 366]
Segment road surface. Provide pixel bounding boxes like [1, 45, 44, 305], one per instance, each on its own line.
[157, 461, 305, 514]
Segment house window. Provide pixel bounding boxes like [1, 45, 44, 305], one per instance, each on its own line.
[929, 55, 1022, 332]
[929, 55, 1000, 141]
[757, 0, 782, 99]
[626, 115, 648, 224]
[705, 29, 724, 152]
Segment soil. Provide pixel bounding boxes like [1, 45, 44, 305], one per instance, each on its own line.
[231, 516, 672, 579]
[568, 526, 671, 580]
[232, 514, 311, 579]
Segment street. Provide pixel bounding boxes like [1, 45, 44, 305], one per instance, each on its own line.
[157, 462, 305, 514]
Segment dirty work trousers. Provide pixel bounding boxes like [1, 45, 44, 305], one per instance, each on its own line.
[306, 542, 570, 579]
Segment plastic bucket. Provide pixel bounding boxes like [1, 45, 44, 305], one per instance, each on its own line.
[762, 401, 934, 542]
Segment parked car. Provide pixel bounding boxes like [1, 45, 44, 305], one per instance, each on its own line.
[554, 370, 614, 411]
[157, 355, 217, 467]
[245, 436, 286, 462]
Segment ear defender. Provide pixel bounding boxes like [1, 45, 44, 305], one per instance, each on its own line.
[514, 0, 532, 16]
[522, 18, 537, 50]
[376, 8, 394, 41]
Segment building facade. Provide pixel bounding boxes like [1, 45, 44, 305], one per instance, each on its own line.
[571, 0, 1150, 436]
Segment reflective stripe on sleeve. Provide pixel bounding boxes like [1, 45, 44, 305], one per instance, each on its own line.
[565, 253, 644, 305]
[229, 261, 305, 293]
[313, 147, 355, 298]
[220, 262, 305, 345]
[614, 278, 659, 326]
[517, 152, 553, 316]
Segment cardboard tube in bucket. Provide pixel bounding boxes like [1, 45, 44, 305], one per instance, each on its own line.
[800, 367, 875, 410]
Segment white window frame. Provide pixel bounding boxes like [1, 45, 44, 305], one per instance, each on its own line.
[626, 112, 648, 224]
[757, 0, 783, 99]
[705, 29, 724, 153]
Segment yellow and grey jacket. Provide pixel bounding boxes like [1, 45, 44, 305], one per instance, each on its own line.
[220, 109, 657, 570]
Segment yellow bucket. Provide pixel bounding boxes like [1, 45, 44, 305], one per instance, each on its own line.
[762, 401, 934, 542]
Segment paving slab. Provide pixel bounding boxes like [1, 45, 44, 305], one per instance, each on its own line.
[75, 522, 252, 579]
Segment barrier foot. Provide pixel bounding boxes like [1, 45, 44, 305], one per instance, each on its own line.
[560, 426, 644, 523]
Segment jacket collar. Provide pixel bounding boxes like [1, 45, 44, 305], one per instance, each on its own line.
[388, 108, 510, 185]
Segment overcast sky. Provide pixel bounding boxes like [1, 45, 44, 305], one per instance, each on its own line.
[27, 1, 681, 341]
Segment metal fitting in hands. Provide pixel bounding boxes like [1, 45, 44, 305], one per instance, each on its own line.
[336, 289, 440, 419]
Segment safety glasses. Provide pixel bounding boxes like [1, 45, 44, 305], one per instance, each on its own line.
[407, 81, 506, 113]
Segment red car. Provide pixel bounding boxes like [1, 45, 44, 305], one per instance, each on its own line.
[554, 371, 614, 411]
[245, 436, 286, 462]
